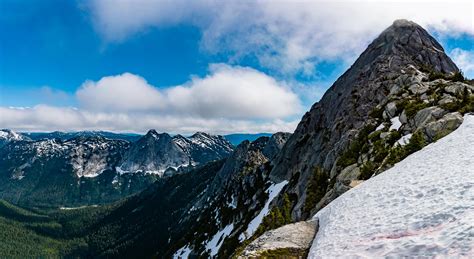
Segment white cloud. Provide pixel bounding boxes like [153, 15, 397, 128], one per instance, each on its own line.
[164, 64, 300, 119]
[77, 73, 165, 112]
[86, 0, 474, 75]
[0, 106, 299, 134]
[76, 65, 301, 119]
[0, 65, 301, 133]
[450, 48, 474, 78]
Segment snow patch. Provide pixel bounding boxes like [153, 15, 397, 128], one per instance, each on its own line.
[60, 205, 98, 210]
[309, 114, 474, 258]
[228, 195, 237, 209]
[375, 123, 385, 131]
[173, 245, 192, 258]
[389, 116, 402, 131]
[396, 133, 412, 146]
[204, 223, 234, 257]
[239, 180, 289, 241]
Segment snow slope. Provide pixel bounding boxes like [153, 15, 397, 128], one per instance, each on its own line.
[309, 114, 474, 258]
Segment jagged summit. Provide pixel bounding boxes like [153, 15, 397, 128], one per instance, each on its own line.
[191, 132, 210, 138]
[144, 129, 168, 138]
[118, 130, 234, 176]
[359, 19, 458, 74]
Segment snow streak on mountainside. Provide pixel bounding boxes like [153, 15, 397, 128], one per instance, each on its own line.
[309, 114, 474, 258]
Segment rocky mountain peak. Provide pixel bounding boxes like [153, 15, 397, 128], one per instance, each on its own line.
[357, 19, 458, 74]
[191, 132, 210, 138]
[144, 129, 169, 139]
[268, 20, 469, 221]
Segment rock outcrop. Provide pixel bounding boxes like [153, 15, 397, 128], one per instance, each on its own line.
[239, 220, 318, 258]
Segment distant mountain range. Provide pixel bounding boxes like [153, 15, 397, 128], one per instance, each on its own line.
[0, 129, 234, 207]
[20, 130, 273, 146]
[223, 133, 273, 145]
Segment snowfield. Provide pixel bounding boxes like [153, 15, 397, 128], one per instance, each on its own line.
[309, 114, 474, 258]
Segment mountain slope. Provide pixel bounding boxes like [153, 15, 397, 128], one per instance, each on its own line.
[84, 133, 291, 258]
[309, 114, 474, 257]
[0, 136, 158, 207]
[268, 19, 471, 220]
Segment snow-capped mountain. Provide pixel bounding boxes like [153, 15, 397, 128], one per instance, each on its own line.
[0, 129, 30, 146]
[24, 130, 142, 142]
[118, 130, 234, 176]
[0, 130, 234, 207]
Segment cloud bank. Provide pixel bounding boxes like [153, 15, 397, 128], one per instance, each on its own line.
[86, 0, 474, 76]
[1, 65, 301, 133]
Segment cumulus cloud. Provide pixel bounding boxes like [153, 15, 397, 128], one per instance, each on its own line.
[77, 73, 165, 112]
[76, 65, 300, 119]
[0, 65, 301, 133]
[85, 0, 474, 75]
[164, 64, 300, 119]
[450, 48, 474, 78]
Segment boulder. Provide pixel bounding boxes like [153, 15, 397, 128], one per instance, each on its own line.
[385, 102, 398, 118]
[337, 164, 361, 185]
[389, 84, 402, 96]
[399, 110, 408, 124]
[423, 112, 463, 140]
[239, 220, 318, 258]
[412, 106, 446, 129]
[409, 83, 429, 95]
[420, 93, 429, 101]
[439, 94, 457, 105]
[444, 82, 466, 96]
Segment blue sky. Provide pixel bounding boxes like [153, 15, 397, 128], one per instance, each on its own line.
[0, 0, 473, 133]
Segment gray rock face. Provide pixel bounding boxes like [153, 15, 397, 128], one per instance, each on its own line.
[268, 20, 460, 220]
[445, 82, 470, 96]
[119, 130, 190, 175]
[119, 130, 234, 176]
[205, 133, 291, 198]
[412, 106, 447, 129]
[385, 102, 398, 118]
[337, 164, 361, 185]
[239, 220, 318, 258]
[423, 112, 463, 141]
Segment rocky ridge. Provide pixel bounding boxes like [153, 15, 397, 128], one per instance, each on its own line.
[268, 19, 471, 220]
[0, 130, 234, 207]
[236, 20, 473, 256]
[118, 130, 234, 176]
